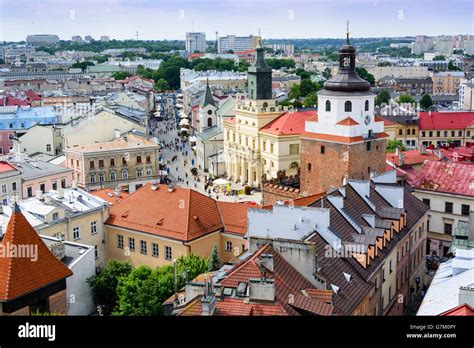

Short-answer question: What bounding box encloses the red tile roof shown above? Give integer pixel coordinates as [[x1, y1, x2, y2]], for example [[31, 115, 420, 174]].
[[440, 145, 474, 162], [260, 110, 316, 136], [410, 161, 474, 196], [91, 188, 130, 206], [217, 201, 254, 236], [302, 131, 389, 143], [223, 117, 236, 124], [0, 205, 72, 301], [439, 303, 474, 316], [418, 111, 474, 130], [386, 149, 440, 166], [336, 117, 359, 126], [107, 184, 224, 241], [179, 297, 287, 316], [0, 161, 18, 174]]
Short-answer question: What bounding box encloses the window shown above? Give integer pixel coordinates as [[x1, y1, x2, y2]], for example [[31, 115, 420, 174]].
[[389, 260, 393, 274], [40, 183, 45, 193], [458, 131, 463, 137], [226, 240, 232, 251], [90, 175, 96, 183], [91, 221, 98, 235], [140, 240, 147, 255], [146, 168, 152, 176], [321, 145, 325, 154], [422, 198, 430, 207], [122, 170, 128, 179], [99, 160, 104, 168], [52, 212, 59, 221], [94, 246, 99, 259], [207, 117, 212, 127], [136, 169, 143, 178], [110, 158, 115, 167], [52, 181, 57, 191], [2, 198, 6, 206], [344, 100, 352, 112], [270, 143, 274, 153], [117, 235, 124, 249], [110, 172, 116, 181], [136, 156, 142, 164], [444, 131, 448, 137], [437, 131, 441, 137], [128, 237, 135, 252], [382, 268, 386, 283], [165, 246, 172, 260], [207, 109, 213, 115], [122, 157, 127, 165], [73, 226, 80, 240], [289, 144, 299, 155], [422, 131, 425, 137], [399, 129, 403, 135], [46, 144, 51, 152], [325, 100, 331, 111], [1, 184, 6, 194], [61, 179, 66, 189], [451, 131, 455, 137], [461, 204, 470, 216], [366, 141, 371, 151], [429, 131, 433, 137], [445, 202, 453, 213], [99, 173, 104, 182], [307, 163, 312, 172], [365, 100, 369, 111], [89, 160, 95, 169], [152, 243, 159, 257], [444, 223, 452, 235], [25, 186, 32, 197], [76, 160, 79, 167], [146, 155, 151, 164]]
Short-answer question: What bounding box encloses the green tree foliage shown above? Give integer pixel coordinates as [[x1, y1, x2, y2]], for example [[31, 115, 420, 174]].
[[375, 89, 391, 106], [93, 55, 109, 63], [112, 71, 133, 80], [321, 67, 332, 79], [294, 68, 311, 80], [71, 61, 94, 71], [0, 58, 5, 64], [264, 58, 296, 69], [207, 245, 221, 271], [398, 94, 416, 104], [377, 61, 392, 67], [420, 94, 434, 110], [355, 67, 375, 86], [386, 139, 407, 153], [432, 55, 446, 61], [288, 83, 301, 100], [448, 60, 462, 71], [303, 92, 317, 108], [87, 260, 133, 316], [155, 78, 170, 91]]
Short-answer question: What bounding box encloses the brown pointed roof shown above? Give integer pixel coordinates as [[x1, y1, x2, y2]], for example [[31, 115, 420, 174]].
[[0, 204, 72, 301]]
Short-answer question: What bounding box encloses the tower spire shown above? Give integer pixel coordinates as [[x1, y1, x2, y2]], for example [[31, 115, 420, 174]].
[[346, 20, 350, 44]]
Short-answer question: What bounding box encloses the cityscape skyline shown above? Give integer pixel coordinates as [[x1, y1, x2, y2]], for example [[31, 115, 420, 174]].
[[0, 0, 472, 42]]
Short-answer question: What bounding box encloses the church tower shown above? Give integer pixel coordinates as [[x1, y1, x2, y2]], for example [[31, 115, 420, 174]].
[[300, 28, 388, 195], [198, 78, 219, 133]]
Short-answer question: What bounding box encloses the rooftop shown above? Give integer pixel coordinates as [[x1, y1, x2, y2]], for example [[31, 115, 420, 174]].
[[418, 111, 474, 130], [67, 133, 158, 154], [260, 110, 316, 136]]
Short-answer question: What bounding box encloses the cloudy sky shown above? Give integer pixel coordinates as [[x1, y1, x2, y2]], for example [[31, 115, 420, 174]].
[[0, 0, 472, 41]]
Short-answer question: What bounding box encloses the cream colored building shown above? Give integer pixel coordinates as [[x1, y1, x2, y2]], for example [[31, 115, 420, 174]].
[[368, 66, 429, 81], [431, 71, 465, 95], [13, 124, 63, 156], [459, 79, 474, 110], [65, 133, 160, 192]]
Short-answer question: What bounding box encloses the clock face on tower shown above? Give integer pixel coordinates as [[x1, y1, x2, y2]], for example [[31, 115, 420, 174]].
[[364, 115, 371, 125]]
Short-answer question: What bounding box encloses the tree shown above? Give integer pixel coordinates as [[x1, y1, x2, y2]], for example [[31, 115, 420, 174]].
[[0, 58, 4, 64], [448, 60, 462, 71], [377, 61, 392, 67], [93, 55, 109, 63], [355, 67, 375, 86], [375, 89, 391, 106], [155, 78, 170, 91], [207, 245, 221, 271], [177, 254, 208, 281], [264, 58, 296, 69], [322, 67, 332, 79], [398, 94, 416, 104], [420, 94, 434, 110], [295, 68, 311, 80], [303, 92, 317, 108], [288, 83, 301, 100], [112, 71, 132, 80], [71, 61, 94, 71], [386, 139, 407, 153], [432, 55, 446, 61], [300, 79, 321, 97], [87, 260, 133, 316]]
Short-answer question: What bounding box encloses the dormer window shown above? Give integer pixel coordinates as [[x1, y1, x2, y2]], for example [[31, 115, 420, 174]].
[[325, 100, 331, 112], [344, 101, 352, 112]]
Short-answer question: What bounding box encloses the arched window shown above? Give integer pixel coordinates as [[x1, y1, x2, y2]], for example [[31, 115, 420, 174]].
[[365, 100, 369, 111], [207, 117, 212, 127], [263, 102, 268, 108], [307, 163, 312, 172], [344, 100, 352, 112], [325, 100, 331, 112]]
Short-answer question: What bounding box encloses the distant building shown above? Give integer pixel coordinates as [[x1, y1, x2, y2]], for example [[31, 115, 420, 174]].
[[100, 35, 110, 42], [266, 43, 294, 55], [0, 161, 21, 205], [368, 66, 429, 81], [84, 35, 94, 43], [377, 76, 433, 95], [431, 71, 465, 95], [217, 35, 259, 54], [459, 79, 474, 110], [72, 35, 83, 42], [185, 32, 206, 54], [26, 34, 60, 47]]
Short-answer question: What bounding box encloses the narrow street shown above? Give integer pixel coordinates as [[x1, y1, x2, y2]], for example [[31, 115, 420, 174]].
[[150, 93, 262, 204]]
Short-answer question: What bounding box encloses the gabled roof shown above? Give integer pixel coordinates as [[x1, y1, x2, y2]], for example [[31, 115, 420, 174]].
[[260, 110, 316, 136], [410, 161, 474, 197], [386, 149, 440, 166], [107, 184, 224, 242], [439, 303, 474, 316], [418, 111, 474, 130], [90, 188, 130, 206], [217, 201, 255, 236], [336, 117, 359, 126], [0, 204, 72, 301]]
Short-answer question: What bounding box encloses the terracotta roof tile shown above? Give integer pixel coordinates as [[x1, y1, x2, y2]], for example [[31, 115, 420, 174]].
[[439, 303, 474, 316], [336, 117, 360, 126], [179, 297, 287, 316], [217, 201, 254, 235], [91, 188, 130, 206], [386, 149, 440, 166], [0, 205, 72, 301], [260, 110, 316, 136], [418, 111, 474, 130], [107, 184, 223, 241]]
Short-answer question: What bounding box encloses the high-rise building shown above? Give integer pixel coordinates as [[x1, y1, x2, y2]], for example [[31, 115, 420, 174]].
[[101, 35, 110, 42], [185, 32, 206, 54], [26, 34, 60, 46], [300, 31, 387, 195], [72, 35, 83, 42], [217, 35, 260, 53]]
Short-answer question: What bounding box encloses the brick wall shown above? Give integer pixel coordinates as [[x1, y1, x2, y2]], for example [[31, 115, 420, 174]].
[[3, 305, 30, 316], [48, 289, 67, 315], [262, 183, 301, 206], [300, 137, 387, 195]]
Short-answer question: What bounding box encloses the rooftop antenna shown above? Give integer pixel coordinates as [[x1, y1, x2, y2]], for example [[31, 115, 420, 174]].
[[346, 20, 350, 44], [135, 31, 139, 41]]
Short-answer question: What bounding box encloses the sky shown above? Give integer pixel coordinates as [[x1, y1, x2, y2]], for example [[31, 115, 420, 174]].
[[0, 0, 472, 42]]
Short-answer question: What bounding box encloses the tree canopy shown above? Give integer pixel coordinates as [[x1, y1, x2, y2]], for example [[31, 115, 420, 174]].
[[264, 58, 296, 69], [355, 67, 375, 86], [420, 94, 434, 110], [375, 89, 391, 106], [387, 139, 407, 153]]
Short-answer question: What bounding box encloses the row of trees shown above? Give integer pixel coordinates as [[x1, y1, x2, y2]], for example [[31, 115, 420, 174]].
[[88, 247, 222, 316], [375, 89, 434, 109]]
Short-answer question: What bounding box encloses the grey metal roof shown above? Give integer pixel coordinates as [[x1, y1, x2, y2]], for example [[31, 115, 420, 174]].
[[197, 126, 222, 141], [11, 159, 72, 180]]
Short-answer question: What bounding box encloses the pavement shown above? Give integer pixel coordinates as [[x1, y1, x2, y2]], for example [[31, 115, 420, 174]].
[[151, 94, 263, 205]]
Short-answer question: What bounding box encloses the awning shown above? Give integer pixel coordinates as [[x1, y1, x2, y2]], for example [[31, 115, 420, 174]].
[[188, 136, 197, 142], [213, 178, 229, 185], [179, 119, 190, 126]]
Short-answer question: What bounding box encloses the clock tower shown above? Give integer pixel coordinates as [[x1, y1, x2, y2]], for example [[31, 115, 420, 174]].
[[300, 28, 388, 195]]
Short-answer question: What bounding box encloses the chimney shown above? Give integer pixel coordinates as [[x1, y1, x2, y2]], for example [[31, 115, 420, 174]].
[[72, 180, 78, 189], [201, 276, 217, 316], [420, 144, 426, 155], [36, 190, 44, 200], [114, 129, 121, 139], [49, 241, 66, 261], [44, 195, 52, 204], [57, 188, 65, 199], [399, 153, 405, 166], [458, 285, 474, 308], [395, 147, 400, 157], [259, 254, 274, 272], [249, 278, 275, 302]]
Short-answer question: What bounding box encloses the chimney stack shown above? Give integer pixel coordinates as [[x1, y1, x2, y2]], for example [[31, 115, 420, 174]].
[[249, 278, 275, 302], [420, 144, 426, 155], [114, 129, 121, 139], [57, 188, 65, 199], [35, 190, 44, 200], [201, 276, 217, 316], [259, 254, 274, 273]]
